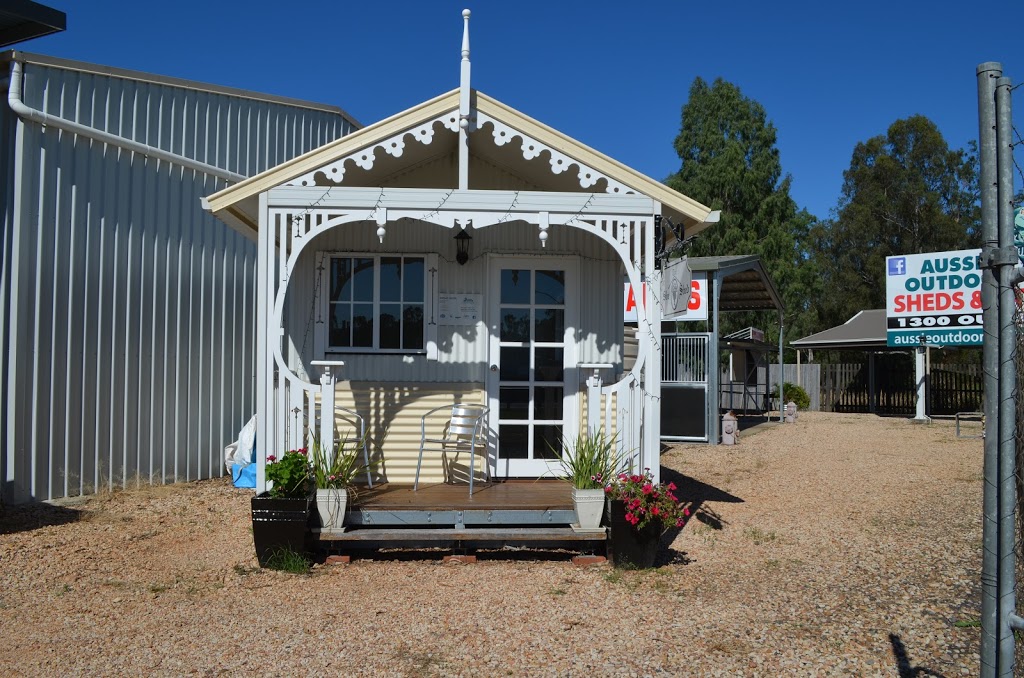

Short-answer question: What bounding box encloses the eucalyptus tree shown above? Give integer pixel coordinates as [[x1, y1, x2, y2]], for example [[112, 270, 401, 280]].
[[666, 76, 820, 345], [809, 115, 980, 331]]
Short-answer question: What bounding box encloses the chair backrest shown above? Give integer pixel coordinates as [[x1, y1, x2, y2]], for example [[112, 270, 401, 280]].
[[447, 404, 487, 443]]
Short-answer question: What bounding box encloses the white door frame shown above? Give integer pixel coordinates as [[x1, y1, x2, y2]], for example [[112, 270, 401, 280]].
[[487, 256, 579, 478]]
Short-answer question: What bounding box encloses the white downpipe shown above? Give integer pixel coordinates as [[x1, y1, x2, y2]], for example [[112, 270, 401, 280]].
[[7, 60, 246, 184]]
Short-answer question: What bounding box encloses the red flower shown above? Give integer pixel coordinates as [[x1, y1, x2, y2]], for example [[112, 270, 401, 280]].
[[642, 483, 653, 495], [266, 455, 277, 463], [667, 482, 677, 491], [652, 506, 660, 516]]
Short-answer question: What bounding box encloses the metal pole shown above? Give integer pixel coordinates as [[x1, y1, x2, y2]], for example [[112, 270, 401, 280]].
[[995, 74, 1018, 674], [778, 312, 784, 422], [709, 274, 721, 444], [978, 60, 1002, 678]]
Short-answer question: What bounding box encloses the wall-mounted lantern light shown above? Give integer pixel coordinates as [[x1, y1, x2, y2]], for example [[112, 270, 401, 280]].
[[454, 228, 472, 265]]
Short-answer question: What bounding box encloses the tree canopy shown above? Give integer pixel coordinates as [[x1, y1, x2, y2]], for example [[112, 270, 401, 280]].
[[666, 77, 821, 343], [808, 115, 980, 331]]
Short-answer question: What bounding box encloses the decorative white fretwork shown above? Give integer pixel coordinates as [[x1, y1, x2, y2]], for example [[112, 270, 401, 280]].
[[475, 112, 634, 195], [285, 113, 461, 187]]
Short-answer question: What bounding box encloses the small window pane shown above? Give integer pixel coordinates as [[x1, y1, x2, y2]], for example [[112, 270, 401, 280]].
[[501, 269, 530, 304], [403, 305, 424, 349], [380, 304, 401, 349], [500, 387, 530, 421], [380, 258, 401, 301], [534, 309, 564, 343], [330, 259, 352, 301], [535, 348, 563, 382], [534, 387, 563, 420], [329, 304, 351, 347], [403, 258, 424, 302], [500, 347, 530, 381], [500, 309, 530, 342], [353, 258, 374, 302], [535, 270, 565, 305], [499, 425, 529, 459], [535, 425, 563, 460], [353, 304, 373, 346]]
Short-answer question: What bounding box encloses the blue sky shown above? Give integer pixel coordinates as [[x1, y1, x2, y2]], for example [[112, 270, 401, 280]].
[[14, 0, 1024, 222]]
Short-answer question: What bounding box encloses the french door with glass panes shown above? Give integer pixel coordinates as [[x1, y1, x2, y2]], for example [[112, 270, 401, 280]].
[[488, 258, 578, 477]]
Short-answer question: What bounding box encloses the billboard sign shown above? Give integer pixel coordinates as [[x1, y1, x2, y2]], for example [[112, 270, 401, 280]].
[[625, 272, 707, 322], [885, 249, 982, 347]]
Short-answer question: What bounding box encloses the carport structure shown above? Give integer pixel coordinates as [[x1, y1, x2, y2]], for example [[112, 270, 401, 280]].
[[661, 255, 784, 443]]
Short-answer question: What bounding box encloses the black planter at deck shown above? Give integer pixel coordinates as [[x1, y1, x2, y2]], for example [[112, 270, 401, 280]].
[[250, 493, 313, 567], [607, 500, 662, 568]]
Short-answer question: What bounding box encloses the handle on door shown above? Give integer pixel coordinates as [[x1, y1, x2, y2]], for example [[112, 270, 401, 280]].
[[490, 364, 498, 372]]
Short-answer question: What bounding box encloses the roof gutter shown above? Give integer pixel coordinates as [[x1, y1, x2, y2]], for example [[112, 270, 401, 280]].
[[7, 59, 247, 185]]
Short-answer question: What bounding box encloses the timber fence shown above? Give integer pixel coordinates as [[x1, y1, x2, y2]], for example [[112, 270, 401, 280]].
[[817, 359, 981, 416]]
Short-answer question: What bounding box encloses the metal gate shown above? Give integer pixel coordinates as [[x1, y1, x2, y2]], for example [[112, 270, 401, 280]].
[[661, 333, 710, 442]]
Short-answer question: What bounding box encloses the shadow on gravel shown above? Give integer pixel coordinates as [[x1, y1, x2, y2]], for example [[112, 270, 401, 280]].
[[660, 466, 743, 532], [0, 501, 83, 535], [890, 633, 947, 677]]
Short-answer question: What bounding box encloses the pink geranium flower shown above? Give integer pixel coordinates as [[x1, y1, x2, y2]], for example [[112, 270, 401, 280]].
[[604, 470, 689, 533]]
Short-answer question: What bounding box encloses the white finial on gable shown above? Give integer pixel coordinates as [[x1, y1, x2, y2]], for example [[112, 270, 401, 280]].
[[458, 9, 472, 189]]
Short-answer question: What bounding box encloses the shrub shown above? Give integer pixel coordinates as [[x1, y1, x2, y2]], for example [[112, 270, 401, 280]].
[[781, 382, 810, 410]]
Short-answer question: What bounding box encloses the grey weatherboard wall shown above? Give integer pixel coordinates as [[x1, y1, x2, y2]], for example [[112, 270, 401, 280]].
[[0, 52, 356, 503]]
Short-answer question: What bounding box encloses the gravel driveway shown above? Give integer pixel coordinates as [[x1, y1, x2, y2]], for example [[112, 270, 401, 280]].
[[0, 411, 983, 675]]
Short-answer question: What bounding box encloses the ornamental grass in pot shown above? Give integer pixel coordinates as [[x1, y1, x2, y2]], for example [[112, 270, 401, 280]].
[[310, 433, 376, 532], [604, 469, 690, 568], [556, 430, 622, 530]]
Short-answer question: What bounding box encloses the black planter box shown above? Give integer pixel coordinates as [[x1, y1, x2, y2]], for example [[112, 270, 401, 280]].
[[251, 493, 313, 567], [607, 500, 662, 568]]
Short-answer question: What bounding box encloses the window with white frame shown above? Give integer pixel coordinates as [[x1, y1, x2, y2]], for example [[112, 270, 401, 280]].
[[322, 254, 434, 353]]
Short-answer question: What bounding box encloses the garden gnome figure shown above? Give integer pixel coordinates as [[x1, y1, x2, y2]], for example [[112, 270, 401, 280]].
[[785, 401, 798, 423], [722, 410, 739, 445]]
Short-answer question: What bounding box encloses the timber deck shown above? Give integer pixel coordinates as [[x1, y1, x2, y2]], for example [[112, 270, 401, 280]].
[[315, 481, 607, 553]]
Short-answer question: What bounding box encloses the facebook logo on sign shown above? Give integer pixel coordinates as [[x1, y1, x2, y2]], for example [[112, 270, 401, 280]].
[[888, 257, 907, 276]]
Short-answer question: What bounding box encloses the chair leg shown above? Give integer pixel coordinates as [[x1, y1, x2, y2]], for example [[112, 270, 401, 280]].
[[468, 447, 474, 496], [363, 441, 373, 488], [414, 441, 425, 491]]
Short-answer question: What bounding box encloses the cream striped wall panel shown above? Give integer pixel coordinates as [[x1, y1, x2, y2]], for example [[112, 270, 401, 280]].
[[331, 383, 486, 485]]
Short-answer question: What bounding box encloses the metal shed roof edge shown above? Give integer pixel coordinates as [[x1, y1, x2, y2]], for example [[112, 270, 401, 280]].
[[2, 50, 362, 127]]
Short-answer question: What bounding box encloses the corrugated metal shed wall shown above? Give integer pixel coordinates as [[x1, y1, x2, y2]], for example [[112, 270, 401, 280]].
[[1, 57, 354, 502]]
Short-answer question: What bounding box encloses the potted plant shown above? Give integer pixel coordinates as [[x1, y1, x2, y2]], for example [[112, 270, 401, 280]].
[[557, 430, 621, 530], [604, 469, 690, 568], [310, 433, 374, 532], [251, 448, 313, 568]]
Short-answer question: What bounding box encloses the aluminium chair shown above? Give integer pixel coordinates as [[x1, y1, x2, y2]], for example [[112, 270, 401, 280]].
[[414, 403, 489, 495], [332, 404, 374, 487]]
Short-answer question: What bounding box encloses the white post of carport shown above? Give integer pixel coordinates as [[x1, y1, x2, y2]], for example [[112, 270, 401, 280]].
[[708, 271, 722, 445]]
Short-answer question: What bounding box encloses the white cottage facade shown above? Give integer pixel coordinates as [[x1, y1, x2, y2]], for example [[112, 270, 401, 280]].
[[205, 15, 715, 495]]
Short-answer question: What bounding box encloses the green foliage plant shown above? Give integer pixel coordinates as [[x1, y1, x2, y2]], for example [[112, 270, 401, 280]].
[[555, 430, 622, 490], [309, 433, 377, 493], [264, 448, 311, 499], [263, 545, 311, 573], [781, 382, 810, 410]]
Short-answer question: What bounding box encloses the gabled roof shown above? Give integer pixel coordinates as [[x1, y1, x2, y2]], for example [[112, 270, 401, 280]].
[[687, 255, 783, 313], [790, 309, 888, 349], [203, 89, 712, 235]]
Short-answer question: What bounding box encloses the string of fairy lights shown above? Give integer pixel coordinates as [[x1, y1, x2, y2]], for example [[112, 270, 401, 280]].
[[283, 186, 667, 407]]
